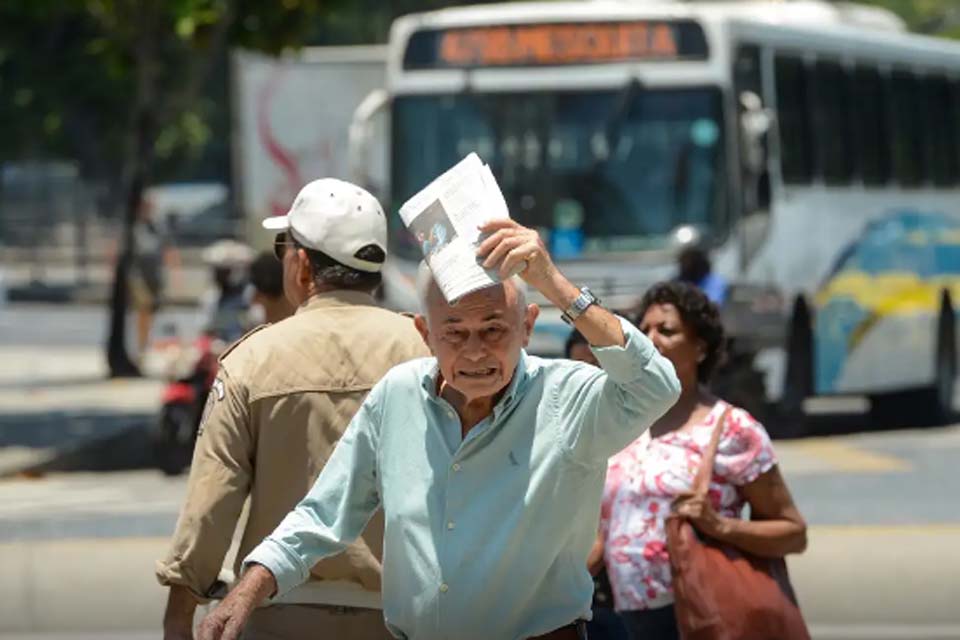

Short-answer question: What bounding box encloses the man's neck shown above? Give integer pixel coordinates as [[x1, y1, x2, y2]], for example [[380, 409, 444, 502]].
[[263, 299, 293, 324], [438, 381, 504, 437]]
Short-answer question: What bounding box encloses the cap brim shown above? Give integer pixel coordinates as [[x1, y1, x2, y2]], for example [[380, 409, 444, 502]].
[[261, 215, 290, 231]]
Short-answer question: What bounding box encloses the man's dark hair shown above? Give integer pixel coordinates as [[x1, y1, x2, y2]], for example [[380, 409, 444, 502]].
[[677, 246, 711, 284], [249, 251, 284, 298], [633, 281, 726, 382], [564, 329, 589, 358], [294, 239, 384, 291]]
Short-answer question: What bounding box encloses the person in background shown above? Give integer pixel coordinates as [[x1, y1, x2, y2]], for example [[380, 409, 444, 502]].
[[675, 245, 727, 306], [589, 281, 806, 640], [247, 250, 294, 325], [156, 178, 429, 640], [199, 239, 254, 343], [564, 327, 599, 368], [130, 197, 181, 357], [564, 329, 629, 640]]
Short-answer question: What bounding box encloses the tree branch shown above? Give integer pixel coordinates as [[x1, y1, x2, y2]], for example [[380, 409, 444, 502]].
[[158, 0, 238, 129]]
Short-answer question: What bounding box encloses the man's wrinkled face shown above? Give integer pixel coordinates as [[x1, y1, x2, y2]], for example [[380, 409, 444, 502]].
[[415, 281, 538, 403]]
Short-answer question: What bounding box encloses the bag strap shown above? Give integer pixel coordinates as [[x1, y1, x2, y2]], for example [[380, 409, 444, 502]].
[[693, 404, 732, 498]]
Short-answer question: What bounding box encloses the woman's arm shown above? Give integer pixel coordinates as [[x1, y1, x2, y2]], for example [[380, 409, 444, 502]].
[[586, 531, 606, 576], [673, 465, 807, 558]]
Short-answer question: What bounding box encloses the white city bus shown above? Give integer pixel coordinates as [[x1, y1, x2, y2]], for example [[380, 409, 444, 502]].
[[350, 0, 960, 431]]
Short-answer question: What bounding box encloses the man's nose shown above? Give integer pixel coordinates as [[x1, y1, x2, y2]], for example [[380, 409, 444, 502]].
[[461, 332, 487, 360]]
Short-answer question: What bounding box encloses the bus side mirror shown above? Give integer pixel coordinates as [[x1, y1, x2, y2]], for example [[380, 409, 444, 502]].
[[348, 88, 391, 193]]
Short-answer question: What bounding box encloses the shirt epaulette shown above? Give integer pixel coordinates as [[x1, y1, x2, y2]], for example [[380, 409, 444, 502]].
[[217, 324, 269, 363]]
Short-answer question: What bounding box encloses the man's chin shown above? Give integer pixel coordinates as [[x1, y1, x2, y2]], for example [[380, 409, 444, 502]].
[[452, 375, 505, 400]]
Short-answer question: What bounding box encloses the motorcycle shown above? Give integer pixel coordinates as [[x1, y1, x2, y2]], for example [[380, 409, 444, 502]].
[[147, 239, 255, 475], [148, 332, 224, 475]]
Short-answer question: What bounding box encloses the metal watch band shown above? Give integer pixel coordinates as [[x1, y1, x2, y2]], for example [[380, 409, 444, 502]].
[[561, 286, 600, 325]]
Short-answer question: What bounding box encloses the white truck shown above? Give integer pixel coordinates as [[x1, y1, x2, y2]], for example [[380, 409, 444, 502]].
[[231, 46, 388, 248]]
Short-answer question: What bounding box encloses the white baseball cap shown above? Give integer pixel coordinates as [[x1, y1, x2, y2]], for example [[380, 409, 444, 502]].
[[262, 178, 387, 273]]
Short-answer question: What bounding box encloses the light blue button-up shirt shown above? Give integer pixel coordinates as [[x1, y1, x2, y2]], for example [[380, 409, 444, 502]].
[[245, 317, 679, 639]]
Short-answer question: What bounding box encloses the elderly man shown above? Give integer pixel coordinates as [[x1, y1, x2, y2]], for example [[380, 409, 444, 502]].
[[157, 178, 429, 639], [198, 219, 680, 640]]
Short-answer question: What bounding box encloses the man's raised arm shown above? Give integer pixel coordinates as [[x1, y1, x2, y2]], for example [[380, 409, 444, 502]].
[[477, 219, 681, 465]]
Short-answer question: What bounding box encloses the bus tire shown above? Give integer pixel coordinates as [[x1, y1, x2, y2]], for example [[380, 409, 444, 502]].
[[779, 295, 813, 431], [870, 292, 956, 427]]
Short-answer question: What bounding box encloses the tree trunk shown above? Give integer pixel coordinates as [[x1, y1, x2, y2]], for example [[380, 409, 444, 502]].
[[106, 4, 159, 378], [105, 112, 154, 378]]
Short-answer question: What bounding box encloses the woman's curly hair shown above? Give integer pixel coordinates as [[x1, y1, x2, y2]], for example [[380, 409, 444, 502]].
[[633, 281, 726, 382]]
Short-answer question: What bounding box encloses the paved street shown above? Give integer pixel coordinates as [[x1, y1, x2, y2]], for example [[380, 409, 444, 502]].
[[0, 425, 957, 639], [0, 303, 958, 639]]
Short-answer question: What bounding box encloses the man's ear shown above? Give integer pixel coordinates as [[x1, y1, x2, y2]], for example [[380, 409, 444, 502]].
[[414, 314, 433, 352], [522, 303, 540, 348], [296, 248, 312, 289]]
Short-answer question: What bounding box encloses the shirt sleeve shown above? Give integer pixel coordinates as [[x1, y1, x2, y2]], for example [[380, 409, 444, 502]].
[[715, 406, 778, 486], [155, 365, 253, 600], [242, 385, 384, 599], [554, 316, 680, 467]]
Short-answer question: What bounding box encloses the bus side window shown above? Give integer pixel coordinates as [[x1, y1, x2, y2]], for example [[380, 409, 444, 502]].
[[926, 75, 958, 187], [774, 54, 813, 184], [812, 59, 854, 185], [852, 65, 889, 186], [733, 45, 770, 213], [889, 69, 926, 187]]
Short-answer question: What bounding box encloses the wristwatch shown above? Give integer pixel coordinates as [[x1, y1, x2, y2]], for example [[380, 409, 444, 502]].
[[561, 287, 601, 325]]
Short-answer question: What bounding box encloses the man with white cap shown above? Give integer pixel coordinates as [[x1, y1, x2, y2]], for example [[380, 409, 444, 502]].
[[157, 179, 430, 639]]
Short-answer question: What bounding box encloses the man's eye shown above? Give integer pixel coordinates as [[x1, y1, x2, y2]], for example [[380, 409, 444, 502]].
[[445, 330, 466, 342], [484, 327, 505, 339]]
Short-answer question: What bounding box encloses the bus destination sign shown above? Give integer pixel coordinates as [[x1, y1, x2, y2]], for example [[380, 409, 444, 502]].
[[403, 21, 708, 69]]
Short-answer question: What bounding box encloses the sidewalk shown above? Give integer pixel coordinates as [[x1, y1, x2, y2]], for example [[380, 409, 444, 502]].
[[0, 344, 162, 476]]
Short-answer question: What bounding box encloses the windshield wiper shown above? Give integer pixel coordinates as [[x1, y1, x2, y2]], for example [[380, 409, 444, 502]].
[[591, 77, 644, 172]]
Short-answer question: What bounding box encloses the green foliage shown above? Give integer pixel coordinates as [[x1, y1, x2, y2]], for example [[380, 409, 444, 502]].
[[853, 0, 960, 38], [0, 0, 330, 183]]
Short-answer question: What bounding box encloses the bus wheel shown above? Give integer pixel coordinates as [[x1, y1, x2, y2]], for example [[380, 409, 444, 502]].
[[779, 295, 812, 434], [871, 292, 956, 427]]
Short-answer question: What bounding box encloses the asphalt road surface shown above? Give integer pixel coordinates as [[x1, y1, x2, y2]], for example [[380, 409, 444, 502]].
[[0, 304, 957, 639], [0, 425, 956, 639]]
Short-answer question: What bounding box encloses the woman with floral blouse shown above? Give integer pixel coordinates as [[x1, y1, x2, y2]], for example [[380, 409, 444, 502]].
[[588, 281, 808, 640]]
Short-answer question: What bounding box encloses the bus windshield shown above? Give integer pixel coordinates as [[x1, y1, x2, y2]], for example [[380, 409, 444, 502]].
[[391, 86, 727, 261]]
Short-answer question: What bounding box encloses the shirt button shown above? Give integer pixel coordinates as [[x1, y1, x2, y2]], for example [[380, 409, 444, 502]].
[[447, 409, 456, 419], [440, 583, 449, 593], [452, 463, 461, 472], [447, 520, 456, 530]]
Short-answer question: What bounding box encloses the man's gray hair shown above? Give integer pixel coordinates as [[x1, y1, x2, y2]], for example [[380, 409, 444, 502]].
[[416, 260, 527, 316]]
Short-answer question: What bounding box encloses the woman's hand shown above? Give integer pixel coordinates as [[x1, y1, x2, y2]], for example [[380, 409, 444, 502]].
[[672, 492, 729, 539]]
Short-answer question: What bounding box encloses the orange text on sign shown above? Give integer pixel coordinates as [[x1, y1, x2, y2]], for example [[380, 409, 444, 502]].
[[439, 23, 680, 67]]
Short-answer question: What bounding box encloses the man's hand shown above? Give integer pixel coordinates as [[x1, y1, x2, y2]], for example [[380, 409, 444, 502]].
[[163, 585, 198, 640], [477, 218, 624, 348], [477, 219, 563, 296], [196, 564, 277, 640]]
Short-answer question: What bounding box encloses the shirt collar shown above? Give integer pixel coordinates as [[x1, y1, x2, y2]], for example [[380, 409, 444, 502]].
[[420, 350, 531, 415], [296, 289, 378, 315]]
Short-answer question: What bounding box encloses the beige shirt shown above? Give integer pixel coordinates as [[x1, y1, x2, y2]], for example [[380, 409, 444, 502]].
[[155, 290, 430, 605]]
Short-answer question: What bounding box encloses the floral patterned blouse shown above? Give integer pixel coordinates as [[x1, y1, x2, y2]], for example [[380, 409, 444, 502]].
[[599, 400, 777, 612]]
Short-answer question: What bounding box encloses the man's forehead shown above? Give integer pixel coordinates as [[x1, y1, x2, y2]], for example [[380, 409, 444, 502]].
[[431, 283, 515, 321]]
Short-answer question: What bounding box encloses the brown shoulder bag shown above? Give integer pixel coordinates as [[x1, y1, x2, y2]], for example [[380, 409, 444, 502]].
[[665, 407, 810, 640]]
